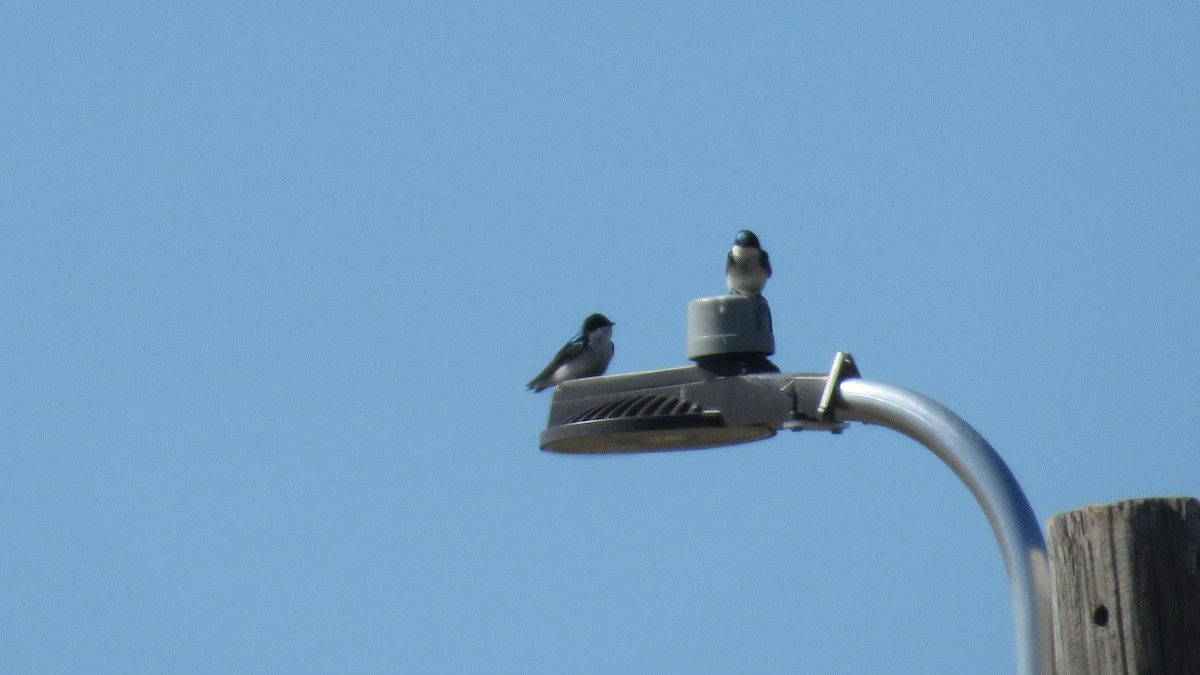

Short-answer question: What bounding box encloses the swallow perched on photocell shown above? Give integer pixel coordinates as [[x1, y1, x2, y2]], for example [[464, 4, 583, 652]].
[[725, 229, 772, 296], [525, 313, 616, 393]]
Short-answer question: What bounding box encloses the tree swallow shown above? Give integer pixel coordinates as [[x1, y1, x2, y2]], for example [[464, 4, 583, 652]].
[[725, 229, 772, 296], [526, 313, 616, 393]]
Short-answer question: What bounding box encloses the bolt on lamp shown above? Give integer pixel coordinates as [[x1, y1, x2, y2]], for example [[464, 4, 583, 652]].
[[538, 293, 1055, 675]]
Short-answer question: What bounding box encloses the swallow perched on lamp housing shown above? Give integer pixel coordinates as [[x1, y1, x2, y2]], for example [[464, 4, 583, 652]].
[[725, 229, 772, 296], [526, 313, 616, 393]]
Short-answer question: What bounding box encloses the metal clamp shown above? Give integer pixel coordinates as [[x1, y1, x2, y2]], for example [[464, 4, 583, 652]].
[[781, 351, 860, 433]]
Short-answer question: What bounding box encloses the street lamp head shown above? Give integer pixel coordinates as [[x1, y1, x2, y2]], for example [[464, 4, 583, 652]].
[[538, 365, 786, 454], [538, 294, 853, 454], [540, 294, 783, 454]]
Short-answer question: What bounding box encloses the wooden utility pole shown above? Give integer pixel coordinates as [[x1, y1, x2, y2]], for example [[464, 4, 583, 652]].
[[1046, 497, 1200, 674]]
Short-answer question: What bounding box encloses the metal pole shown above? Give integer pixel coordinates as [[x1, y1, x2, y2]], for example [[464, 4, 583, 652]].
[[832, 378, 1055, 675]]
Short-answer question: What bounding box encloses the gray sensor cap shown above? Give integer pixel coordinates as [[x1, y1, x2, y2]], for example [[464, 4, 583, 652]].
[[686, 294, 774, 361]]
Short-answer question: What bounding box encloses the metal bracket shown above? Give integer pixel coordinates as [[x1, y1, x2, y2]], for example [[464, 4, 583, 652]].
[[781, 351, 861, 433]]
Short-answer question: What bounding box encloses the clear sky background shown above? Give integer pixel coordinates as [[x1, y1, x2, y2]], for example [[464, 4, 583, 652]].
[[3, 2, 1198, 673]]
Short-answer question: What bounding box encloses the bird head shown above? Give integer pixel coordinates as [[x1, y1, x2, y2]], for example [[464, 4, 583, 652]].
[[734, 230, 761, 248], [582, 313, 615, 334]]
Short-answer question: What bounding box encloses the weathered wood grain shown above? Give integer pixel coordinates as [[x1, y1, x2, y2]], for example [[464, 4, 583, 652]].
[[1047, 497, 1200, 674]]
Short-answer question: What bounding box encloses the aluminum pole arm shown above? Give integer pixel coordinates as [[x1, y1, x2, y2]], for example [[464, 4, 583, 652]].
[[832, 378, 1055, 675]]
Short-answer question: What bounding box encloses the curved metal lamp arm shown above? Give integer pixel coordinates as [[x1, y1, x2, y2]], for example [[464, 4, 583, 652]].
[[832, 378, 1055, 675]]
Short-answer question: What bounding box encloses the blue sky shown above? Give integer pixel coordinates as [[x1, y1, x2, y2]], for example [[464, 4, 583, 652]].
[[3, 2, 1198, 673]]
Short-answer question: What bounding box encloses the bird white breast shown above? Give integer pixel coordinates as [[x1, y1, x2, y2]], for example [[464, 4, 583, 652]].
[[727, 245, 768, 294], [550, 330, 613, 385]]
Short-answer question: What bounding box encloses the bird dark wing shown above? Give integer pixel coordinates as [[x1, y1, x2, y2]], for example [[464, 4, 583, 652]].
[[526, 334, 586, 390], [761, 249, 772, 277]]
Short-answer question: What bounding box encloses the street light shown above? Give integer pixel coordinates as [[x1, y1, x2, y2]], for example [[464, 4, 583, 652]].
[[538, 294, 1055, 675]]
